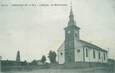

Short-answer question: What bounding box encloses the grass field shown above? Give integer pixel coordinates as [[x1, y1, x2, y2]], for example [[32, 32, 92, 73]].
[[2, 67, 115, 73]]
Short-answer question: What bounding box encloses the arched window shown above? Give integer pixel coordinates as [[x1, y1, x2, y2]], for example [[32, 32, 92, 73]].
[[77, 49, 80, 53], [98, 51, 100, 59], [60, 52, 63, 56], [93, 49, 95, 58], [104, 53, 106, 60], [86, 48, 88, 57]]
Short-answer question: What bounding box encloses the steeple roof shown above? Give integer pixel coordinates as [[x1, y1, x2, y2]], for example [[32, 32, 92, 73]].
[[70, 5, 74, 18], [68, 4, 76, 26]]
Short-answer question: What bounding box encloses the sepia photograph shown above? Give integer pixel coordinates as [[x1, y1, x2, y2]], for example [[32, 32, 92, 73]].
[[0, 0, 115, 73]]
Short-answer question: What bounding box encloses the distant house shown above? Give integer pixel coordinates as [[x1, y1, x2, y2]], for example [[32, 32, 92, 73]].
[[36, 60, 44, 65], [57, 6, 108, 64], [31, 60, 46, 65]]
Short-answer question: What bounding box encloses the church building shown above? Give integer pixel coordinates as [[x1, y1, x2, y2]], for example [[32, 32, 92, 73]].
[[57, 6, 108, 64]]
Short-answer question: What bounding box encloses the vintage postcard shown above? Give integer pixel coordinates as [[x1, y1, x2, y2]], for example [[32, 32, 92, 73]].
[[0, 0, 115, 73]]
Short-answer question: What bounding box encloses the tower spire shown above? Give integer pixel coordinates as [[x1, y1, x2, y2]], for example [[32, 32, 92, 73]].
[[68, 2, 75, 26], [70, 2, 73, 16], [16, 50, 20, 62]]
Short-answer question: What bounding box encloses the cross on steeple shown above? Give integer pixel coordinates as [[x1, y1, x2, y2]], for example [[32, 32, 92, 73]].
[[68, 2, 76, 26], [70, 2, 73, 15]]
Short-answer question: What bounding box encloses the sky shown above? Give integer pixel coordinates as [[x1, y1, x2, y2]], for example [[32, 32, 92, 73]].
[[0, 0, 115, 62]]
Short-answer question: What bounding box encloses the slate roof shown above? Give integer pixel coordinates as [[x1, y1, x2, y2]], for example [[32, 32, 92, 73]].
[[58, 40, 107, 52], [79, 40, 107, 52]]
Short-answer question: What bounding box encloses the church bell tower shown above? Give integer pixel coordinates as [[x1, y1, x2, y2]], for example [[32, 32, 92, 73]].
[[64, 5, 80, 64]]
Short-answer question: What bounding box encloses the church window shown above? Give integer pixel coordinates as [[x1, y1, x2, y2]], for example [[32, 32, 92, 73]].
[[60, 52, 63, 55], [69, 41, 72, 47], [93, 50, 95, 58], [86, 48, 88, 57], [75, 34, 77, 37], [77, 49, 80, 53], [75, 31, 78, 34], [67, 31, 71, 34], [104, 54, 105, 60], [98, 51, 100, 59]]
